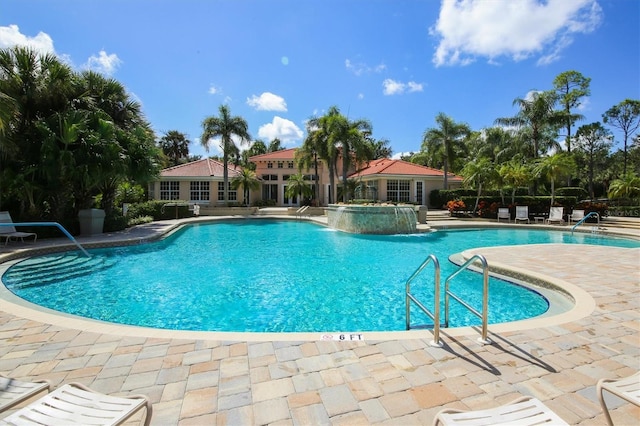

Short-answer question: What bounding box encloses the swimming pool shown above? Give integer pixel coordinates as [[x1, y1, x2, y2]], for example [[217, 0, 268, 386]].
[[2, 220, 639, 333]]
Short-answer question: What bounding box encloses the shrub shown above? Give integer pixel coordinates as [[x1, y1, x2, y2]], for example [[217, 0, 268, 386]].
[[127, 215, 154, 226], [126, 200, 191, 220], [253, 199, 277, 207], [104, 212, 128, 232]]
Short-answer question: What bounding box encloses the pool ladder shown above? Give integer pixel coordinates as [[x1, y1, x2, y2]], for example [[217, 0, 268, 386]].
[[571, 212, 600, 235], [405, 254, 491, 346]]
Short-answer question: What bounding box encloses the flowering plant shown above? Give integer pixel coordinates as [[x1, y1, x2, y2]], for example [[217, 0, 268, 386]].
[[446, 199, 466, 213]]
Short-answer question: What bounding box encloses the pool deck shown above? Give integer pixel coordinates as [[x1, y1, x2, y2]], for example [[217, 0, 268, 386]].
[[1, 213, 639, 425]]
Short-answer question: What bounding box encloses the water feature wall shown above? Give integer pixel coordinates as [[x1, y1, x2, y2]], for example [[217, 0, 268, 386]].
[[327, 204, 417, 234]]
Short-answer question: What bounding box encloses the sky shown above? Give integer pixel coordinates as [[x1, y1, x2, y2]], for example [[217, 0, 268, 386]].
[[1, 0, 638, 160]]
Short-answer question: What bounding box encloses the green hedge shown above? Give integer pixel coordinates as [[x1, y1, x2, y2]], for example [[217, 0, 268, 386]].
[[125, 200, 192, 221]]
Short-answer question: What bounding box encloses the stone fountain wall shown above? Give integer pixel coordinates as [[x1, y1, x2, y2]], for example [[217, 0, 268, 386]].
[[326, 204, 417, 234]]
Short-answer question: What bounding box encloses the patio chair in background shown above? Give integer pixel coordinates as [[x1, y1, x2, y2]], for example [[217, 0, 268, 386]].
[[597, 371, 640, 426], [497, 207, 510, 222], [433, 395, 568, 425], [0, 211, 38, 246], [0, 375, 50, 413], [546, 206, 565, 225], [1, 382, 152, 426], [568, 209, 585, 225], [514, 205, 529, 224]]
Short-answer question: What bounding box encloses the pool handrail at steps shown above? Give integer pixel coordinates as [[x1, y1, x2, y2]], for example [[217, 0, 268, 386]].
[[445, 254, 491, 345], [0, 222, 89, 257], [571, 211, 600, 235], [405, 254, 442, 347]]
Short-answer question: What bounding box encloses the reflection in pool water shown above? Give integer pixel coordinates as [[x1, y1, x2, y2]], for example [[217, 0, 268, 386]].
[[3, 220, 638, 332]]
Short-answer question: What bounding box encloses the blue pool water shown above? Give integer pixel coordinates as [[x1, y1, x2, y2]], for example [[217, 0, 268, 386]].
[[3, 220, 639, 332]]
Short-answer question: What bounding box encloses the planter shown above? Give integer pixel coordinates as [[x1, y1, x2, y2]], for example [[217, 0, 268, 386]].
[[78, 208, 105, 236]]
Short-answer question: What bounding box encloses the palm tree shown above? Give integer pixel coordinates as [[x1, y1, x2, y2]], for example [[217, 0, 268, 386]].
[[499, 161, 532, 204], [330, 113, 372, 202], [231, 168, 260, 206], [307, 107, 340, 203], [201, 105, 251, 205], [608, 173, 640, 200], [268, 138, 283, 152], [422, 112, 471, 189], [159, 130, 190, 166], [367, 137, 393, 159], [533, 153, 576, 206], [495, 91, 562, 160], [296, 128, 324, 203], [461, 157, 497, 212], [284, 173, 313, 204]]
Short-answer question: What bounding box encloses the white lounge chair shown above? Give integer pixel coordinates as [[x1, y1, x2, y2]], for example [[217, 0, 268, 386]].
[[568, 209, 585, 225], [514, 206, 529, 224], [433, 395, 568, 425], [0, 382, 152, 426], [546, 206, 564, 225], [497, 208, 510, 223], [0, 211, 37, 246], [597, 372, 640, 426], [0, 375, 50, 413]]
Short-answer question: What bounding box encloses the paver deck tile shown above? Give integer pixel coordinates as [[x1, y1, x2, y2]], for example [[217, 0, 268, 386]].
[[319, 384, 359, 416], [286, 390, 322, 409], [290, 402, 331, 425], [1, 217, 639, 424], [358, 398, 390, 423], [292, 371, 324, 392], [378, 390, 420, 417]]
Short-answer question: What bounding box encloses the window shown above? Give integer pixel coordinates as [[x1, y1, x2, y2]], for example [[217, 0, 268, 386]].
[[287, 161, 294, 169], [267, 162, 273, 169], [160, 181, 180, 200], [263, 184, 278, 202], [416, 181, 423, 205], [218, 181, 237, 201], [282, 175, 290, 181], [387, 179, 410, 202], [190, 181, 210, 202], [277, 161, 284, 169], [261, 175, 278, 181]]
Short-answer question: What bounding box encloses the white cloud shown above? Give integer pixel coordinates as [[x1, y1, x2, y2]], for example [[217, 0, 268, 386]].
[[85, 50, 122, 75], [208, 85, 221, 95], [247, 92, 287, 111], [0, 24, 55, 54], [382, 79, 424, 95], [201, 134, 249, 157], [258, 116, 303, 144], [430, 0, 602, 67], [345, 58, 387, 76]]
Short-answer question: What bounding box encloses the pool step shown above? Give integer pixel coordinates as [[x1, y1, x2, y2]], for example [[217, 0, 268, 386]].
[[601, 217, 640, 230], [4, 255, 116, 290]]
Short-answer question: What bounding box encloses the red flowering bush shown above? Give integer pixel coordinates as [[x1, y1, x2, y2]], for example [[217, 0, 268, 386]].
[[446, 199, 466, 213]]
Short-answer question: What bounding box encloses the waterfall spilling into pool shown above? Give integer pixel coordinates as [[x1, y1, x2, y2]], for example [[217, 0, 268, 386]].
[[326, 204, 418, 234]]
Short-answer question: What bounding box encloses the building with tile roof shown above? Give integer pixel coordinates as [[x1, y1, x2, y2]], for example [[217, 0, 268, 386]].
[[149, 150, 462, 208], [149, 158, 244, 205]]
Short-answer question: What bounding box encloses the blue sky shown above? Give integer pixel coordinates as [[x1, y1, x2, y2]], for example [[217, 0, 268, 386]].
[[1, 0, 638, 160]]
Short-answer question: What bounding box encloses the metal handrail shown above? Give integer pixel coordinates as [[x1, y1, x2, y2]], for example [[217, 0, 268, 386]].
[[0, 222, 90, 257], [405, 254, 442, 347], [445, 254, 491, 345], [571, 211, 600, 235]]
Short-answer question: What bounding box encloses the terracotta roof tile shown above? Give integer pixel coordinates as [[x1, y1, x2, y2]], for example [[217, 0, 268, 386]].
[[349, 158, 462, 180], [249, 148, 297, 161], [160, 158, 241, 178]]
